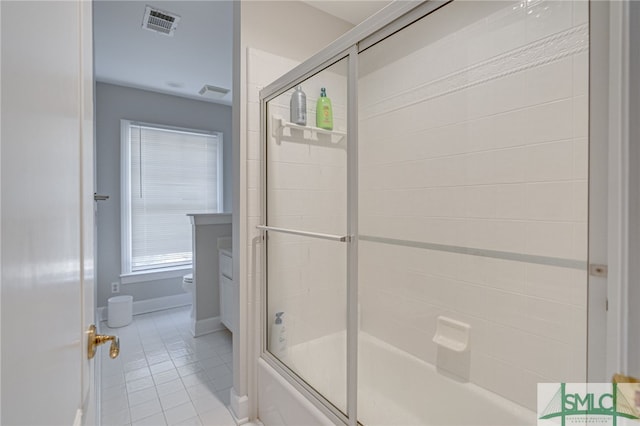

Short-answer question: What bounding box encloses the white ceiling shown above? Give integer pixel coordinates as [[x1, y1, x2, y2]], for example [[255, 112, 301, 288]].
[[302, 1, 392, 26], [93, 1, 389, 104], [93, 1, 233, 104]]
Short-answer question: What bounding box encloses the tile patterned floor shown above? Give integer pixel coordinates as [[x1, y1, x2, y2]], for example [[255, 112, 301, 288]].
[[100, 306, 236, 426]]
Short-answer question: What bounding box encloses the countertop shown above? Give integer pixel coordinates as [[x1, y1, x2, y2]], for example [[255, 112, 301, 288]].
[[187, 212, 232, 226]]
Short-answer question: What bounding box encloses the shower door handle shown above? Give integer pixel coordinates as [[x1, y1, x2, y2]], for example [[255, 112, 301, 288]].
[[94, 193, 110, 201]]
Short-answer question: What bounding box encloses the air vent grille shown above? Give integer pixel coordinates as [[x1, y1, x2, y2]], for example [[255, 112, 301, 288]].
[[142, 6, 180, 36], [199, 85, 230, 99]]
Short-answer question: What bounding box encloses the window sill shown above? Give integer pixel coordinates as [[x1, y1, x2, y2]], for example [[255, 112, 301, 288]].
[[120, 265, 192, 285]]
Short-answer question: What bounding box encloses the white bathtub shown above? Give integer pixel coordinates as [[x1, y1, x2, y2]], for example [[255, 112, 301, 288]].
[[270, 331, 536, 426], [357, 333, 536, 425]]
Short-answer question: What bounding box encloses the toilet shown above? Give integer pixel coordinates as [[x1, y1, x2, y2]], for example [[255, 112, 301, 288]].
[[182, 273, 195, 318]]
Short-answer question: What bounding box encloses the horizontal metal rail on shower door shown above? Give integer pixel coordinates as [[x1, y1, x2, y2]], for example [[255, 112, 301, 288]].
[[256, 225, 350, 243]]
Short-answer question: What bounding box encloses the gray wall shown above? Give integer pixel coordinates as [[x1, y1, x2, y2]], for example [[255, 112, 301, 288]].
[[96, 82, 232, 308]]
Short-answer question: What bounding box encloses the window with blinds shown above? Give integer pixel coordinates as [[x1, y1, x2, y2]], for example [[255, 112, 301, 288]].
[[121, 121, 223, 273]]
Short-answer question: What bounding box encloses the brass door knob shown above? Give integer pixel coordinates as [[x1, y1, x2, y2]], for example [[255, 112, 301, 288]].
[[87, 324, 120, 359]]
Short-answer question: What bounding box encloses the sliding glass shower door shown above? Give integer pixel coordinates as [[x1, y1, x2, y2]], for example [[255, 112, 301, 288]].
[[357, 1, 589, 424], [263, 58, 350, 415], [261, 1, 593, 425]]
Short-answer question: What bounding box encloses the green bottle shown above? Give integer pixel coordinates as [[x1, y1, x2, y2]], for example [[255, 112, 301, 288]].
[[316, 87, 333, 130]]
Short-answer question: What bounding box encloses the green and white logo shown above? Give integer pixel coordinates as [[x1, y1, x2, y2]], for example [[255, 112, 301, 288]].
[[538, 383, 640, 425]]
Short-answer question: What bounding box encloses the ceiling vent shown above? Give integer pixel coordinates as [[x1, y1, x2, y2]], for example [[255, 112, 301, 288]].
[[199, 85, 230, 100], [142, 5, 180, 36]]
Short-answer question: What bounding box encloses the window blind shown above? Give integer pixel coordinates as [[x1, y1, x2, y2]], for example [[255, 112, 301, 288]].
[[127, 123, 221, 272]]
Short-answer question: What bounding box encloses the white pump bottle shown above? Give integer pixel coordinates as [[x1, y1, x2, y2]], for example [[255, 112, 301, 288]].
[[269, 312, 287, 357]]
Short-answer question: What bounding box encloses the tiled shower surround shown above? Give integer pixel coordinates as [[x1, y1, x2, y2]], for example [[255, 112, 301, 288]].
[[247, 0, 590, 417], [265, 60, 349, 348], [358, 0, 588, 410], [248, 52, 351, 410]]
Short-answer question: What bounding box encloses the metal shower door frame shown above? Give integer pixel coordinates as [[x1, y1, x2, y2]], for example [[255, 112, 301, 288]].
[[257, 0, 606, 424], [257, 2, 450, 424]]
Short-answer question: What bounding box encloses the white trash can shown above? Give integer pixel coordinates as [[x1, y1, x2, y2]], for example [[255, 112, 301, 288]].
[[108, 295, 133, 328]]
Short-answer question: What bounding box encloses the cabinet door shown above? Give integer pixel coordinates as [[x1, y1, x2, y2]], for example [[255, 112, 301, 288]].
[[220, 275, 233, 331], [220, 253, 233, 279]]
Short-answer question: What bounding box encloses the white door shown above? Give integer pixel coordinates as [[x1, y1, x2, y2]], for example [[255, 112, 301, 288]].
[[1, 1, 101, 424], [80, 1, 98, 424]]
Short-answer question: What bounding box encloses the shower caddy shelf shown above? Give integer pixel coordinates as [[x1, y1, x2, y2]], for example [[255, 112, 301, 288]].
[[272, 115, 346, 144]]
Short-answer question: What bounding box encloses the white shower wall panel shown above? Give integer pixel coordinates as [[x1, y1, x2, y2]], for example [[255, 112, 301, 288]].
[[265, 61, 349, 349], [358, 0, 588, 410], [246, 48, 301, 362]]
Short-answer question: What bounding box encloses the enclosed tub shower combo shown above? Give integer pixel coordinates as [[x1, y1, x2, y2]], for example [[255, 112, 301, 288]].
[[258, 1, 592, 424]]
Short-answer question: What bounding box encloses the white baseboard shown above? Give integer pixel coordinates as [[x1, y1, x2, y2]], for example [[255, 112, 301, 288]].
[[229, 388, 250, 425], [132, 293, 191, 315], [192, 315, 226, 337], [98, 293, 191, 322]]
